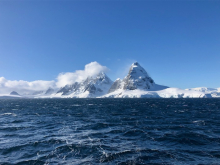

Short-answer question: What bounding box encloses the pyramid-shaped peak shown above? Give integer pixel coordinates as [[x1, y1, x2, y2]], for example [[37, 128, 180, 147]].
[[121, 62, 155, 90], [130, 62, 142, 69], [132, 62, 140, 66], [130, 62, 145, 69], [10, 91, 20, 95], [128, 62, 150, 78], [95, 71, 113, 84]]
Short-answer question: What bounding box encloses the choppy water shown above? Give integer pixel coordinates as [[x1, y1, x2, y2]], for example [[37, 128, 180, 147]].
[[0, 98, 220, 165]]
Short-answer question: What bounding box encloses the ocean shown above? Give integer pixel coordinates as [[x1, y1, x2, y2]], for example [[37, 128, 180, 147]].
[[0, 98, 220, 165]]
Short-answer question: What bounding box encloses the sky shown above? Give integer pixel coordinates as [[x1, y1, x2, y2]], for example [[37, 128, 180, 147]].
[[0, 0, 220, 90]]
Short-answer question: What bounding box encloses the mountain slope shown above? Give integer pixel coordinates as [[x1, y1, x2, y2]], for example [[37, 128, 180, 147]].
[[53, 72, 113, 98], [123, 62, 155, 90], [108, 62, 168, 94]]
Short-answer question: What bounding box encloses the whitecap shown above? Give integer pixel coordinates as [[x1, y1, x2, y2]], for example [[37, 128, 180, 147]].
[[71, 104, 81, 106], [193, 120, 204, 123], [0, 113, 17, 116]]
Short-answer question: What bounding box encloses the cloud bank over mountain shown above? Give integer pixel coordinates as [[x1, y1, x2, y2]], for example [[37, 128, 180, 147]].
[[56, 61, 108, 88], [0, 61, 108, 94]]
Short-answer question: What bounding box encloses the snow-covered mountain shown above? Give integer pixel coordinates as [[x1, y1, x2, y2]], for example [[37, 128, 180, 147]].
[[0, 62, 218, 98], [51, 72, 113, 98], [102, 62, 212, 98], [108, 62, 168, 93]]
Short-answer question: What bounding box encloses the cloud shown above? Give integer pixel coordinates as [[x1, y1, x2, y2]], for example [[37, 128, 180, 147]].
[[0, 77, 56, 95], [56, 61, 108, 87], [0, 61, 109, 94]]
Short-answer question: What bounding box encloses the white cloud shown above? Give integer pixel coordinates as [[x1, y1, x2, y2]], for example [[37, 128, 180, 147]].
[[56, 61, 108, 87], [0, 61, 109, 95], [0, 77, 56, 95]]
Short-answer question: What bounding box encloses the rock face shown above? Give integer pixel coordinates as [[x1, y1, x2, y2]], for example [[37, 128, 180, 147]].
[[10, 91, 20, 95], [108, 62, 167, 93], [56, 72, 113, 97], [108, 78, 123, 93], [123, 62, 155, 90]]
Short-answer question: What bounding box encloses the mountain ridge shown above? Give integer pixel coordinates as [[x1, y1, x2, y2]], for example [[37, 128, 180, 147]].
[[1, 62, 219, 98], [53, 72, 113, 98]]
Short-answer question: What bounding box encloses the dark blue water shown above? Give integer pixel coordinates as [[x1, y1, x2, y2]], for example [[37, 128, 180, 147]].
[[0, 99, 220, 165]]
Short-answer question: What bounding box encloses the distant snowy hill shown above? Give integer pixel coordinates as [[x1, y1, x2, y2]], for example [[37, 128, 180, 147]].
[[186, 87, 220, 97], [0, 93, 21, 98], [10, 91, 20, 96]]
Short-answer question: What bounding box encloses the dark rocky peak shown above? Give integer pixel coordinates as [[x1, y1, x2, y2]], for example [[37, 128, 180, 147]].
[[10, 91, 20, 95]]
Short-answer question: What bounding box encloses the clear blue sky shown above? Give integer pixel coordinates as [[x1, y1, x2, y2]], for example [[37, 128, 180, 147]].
[[0, 0, 220, 89]]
